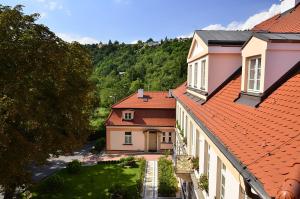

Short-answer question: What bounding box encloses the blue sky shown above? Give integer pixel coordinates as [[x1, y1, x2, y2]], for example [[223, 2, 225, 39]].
[[2, 0, 280, 44]]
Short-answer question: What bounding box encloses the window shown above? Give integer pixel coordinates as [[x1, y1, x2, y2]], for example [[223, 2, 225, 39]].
[[124, 132, 132, 144], [207, 145, 210, 178], [185, 115, 188, 137], [123, 112, 133, 120], [168, 132, 172, 143], [247, 57, 261, 93], [162, 132, 166, 142], [188, 65, 193, 86], [194, 62, 198, 88], [200, 60, 206, 90], [220, 163, 226, 199]]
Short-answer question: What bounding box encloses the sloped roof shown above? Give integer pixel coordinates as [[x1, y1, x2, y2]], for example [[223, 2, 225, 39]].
[[106, 109, 176, 127], [112, 91, 176, 109], [254, 32, 300, 42], [252, 3, 300, 33], [195, 30, 252, 45], [173, 67, 300, 198]]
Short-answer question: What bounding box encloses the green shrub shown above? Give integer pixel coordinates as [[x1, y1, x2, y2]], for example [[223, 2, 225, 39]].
[[192, 157, 199, 170], [94, 137, 106, 152], [119, 156, 137, 168], [136, 158, 146, 196], [158, 157, 178, 197], [66, 160, 82, 174], [198, 174, 209, 193], [42, 175, 65, 192], [108, 183, 128, 199]]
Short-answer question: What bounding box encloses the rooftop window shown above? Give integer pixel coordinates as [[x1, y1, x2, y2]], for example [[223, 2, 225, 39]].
[[247, 57, 261, 93]]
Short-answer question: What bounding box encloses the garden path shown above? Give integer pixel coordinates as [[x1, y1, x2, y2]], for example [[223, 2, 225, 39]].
[[143, 160, 158, 199]]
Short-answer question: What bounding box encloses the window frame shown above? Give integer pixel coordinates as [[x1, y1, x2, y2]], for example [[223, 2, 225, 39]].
[[168, 132, 172, 143], [247, 56, 261, 93], [188, 65, 193, 87], [162, 132, 166, 143], [220, 163, 226, 199], [124, 132, 132, 144], [194, 62, 198, 88], [200, 59, 206, 90]]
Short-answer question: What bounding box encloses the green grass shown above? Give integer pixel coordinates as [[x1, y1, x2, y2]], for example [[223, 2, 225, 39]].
[[32, 163, 141, 199]]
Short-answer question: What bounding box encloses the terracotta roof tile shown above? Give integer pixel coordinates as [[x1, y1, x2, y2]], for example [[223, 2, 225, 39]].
[[173, 69, 300, 197], [112, 91, 175, 109], [253, 4, 300, 33], [106, 109, 175, 127]]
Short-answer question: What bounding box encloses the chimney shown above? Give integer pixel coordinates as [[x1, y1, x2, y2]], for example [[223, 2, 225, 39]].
[[168, 89, 173, 98], [280, 0, 300, 13], [137, 89, 144, 98]]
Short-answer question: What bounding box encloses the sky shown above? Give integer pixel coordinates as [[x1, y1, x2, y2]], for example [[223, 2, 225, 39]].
[[1, 0, 280, 44]]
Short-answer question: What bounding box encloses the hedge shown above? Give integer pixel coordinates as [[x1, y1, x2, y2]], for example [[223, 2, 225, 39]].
[[158, 156, 178, 197]]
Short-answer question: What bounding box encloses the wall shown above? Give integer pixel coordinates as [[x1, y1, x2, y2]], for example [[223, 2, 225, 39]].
[[106, 126, 175, 151], [208, 53, 242, 94], [176, 101, 244, 199], [264, 42, 300, 91]]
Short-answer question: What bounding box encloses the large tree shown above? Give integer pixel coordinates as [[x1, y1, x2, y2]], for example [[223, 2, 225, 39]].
[[0, 5, 94, 198]]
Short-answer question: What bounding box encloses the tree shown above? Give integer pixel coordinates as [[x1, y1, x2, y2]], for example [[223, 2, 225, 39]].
[[0, 5, 94, 198]]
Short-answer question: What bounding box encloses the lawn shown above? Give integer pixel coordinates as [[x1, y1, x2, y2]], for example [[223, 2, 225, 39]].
[[32, 163, 142, 199]]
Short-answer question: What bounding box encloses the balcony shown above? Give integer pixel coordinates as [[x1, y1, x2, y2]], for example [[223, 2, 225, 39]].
[[175, 155, 193, 181]]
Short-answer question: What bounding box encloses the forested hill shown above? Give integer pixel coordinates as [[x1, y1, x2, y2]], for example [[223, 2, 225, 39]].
[[85, 38, 192, 109]]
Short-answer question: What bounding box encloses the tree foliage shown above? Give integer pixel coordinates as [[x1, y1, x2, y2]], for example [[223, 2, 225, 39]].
[[86, 37, 191, 108], [0, 5, 94, 198]]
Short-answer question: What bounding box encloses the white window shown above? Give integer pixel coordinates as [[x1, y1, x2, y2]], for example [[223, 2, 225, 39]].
[[200, 60, 206, 90], [207, 145, 210, 178], [162, 132, 166, 142], [168, 132, 172, 143], [185, 115, 188, 137], [247, 57, 261, 93], [125, 132, 132, 144], [220, 163, 226, 199], [194, 62, 198, 88], [188, 65, 192, 86], [124, 112, 133, 120]]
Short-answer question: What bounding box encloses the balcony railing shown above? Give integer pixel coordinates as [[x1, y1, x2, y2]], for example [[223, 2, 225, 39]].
[[174, 127, 187, 155]]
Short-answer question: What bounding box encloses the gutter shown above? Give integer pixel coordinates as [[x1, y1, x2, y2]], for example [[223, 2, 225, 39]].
[[173, 96, 272, 199]]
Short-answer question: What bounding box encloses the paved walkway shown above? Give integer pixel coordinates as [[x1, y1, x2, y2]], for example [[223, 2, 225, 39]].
[[143, 161, 158, 199]]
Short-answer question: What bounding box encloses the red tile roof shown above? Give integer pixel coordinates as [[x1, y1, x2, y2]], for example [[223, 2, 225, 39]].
[[253, 4, 300, 33], [106, 109, 176, 127], [112, 91, 176, 109], [107, 91, 176, 127], [173, 69, 300, 197]]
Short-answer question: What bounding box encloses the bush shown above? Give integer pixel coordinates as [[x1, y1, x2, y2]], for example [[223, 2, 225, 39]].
[[66, 160, 82, 174], [192, 157, 199, 170], [158, 157, 178, 197], [119, 156, 137, 168], [108, 183, 128, 199], [136, 158, 146, 196], [198, 174, 209, 193], [94, 137, 106, 152], [42, 175, 65, 192]]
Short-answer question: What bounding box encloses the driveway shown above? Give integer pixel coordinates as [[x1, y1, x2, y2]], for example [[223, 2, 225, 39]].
[[31, 142, 95, 182]]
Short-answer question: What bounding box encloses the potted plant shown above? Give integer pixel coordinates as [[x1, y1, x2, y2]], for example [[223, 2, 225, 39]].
[[198, 174, 209, 193]]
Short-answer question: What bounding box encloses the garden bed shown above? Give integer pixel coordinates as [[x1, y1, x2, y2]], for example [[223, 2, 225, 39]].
[[31, 158, 146, 199], [158, 156, 178, 197]]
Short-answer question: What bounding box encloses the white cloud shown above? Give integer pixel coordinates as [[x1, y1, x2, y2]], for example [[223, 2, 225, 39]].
[[35, 0, 64, 11], [177, 32, 193, 39], [130, 40, 139, 44], [203, 4, 281, 30], [57, 33, 99, 44]]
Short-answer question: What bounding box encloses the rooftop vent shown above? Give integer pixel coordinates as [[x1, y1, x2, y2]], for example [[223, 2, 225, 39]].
[[280, 0, 300, 13], [137, 89, 144, 98]]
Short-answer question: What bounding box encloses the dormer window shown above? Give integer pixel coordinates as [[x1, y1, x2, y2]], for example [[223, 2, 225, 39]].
[[123, 110, 134, 120], [188, 65, 192, 87], [194, 62, 198, 87], [200, 59, 206, 90], [247, 57, 261, 93]]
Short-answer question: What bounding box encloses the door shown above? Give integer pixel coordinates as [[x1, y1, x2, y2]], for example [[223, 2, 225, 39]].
[[148, 132, 157, 152]]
